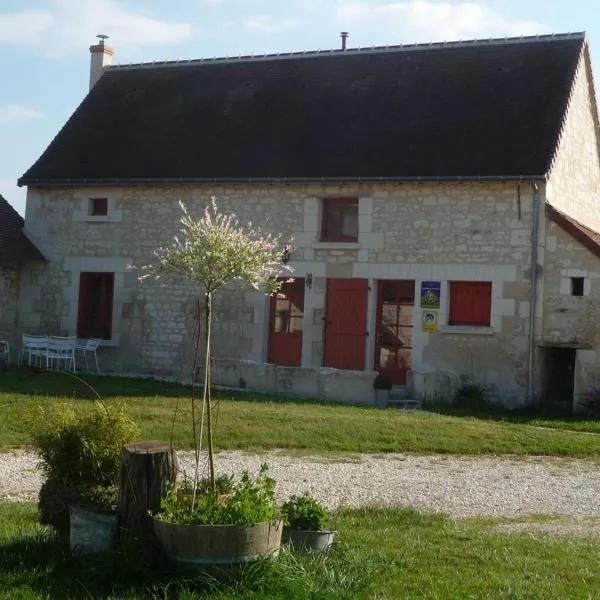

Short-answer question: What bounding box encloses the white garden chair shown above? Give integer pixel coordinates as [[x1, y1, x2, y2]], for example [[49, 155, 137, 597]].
[[46, 336, 76, 372], [75, 338, 102, 373], [19, 334, 49, 367]]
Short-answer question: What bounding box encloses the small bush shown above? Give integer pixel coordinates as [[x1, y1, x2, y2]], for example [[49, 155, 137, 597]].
[[33, 401, 140, 486], [157, 463, 278, 525], [583, 386, 600, 419], [453, 383, 489, 410], [33, 401, 139, 532], [282, 492, 330, 531]]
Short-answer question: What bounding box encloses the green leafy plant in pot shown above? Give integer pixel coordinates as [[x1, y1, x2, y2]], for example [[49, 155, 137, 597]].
[[140, 198, 292, 566], [281, 491, 336, 553], [33, 401, 139, 553], [373, 373, 393, 408]]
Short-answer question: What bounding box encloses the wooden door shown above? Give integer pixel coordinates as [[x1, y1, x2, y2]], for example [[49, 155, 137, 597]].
[[375, 280, 414, 385], [323, 279, 368, 370], [267, 278, 304, 367]]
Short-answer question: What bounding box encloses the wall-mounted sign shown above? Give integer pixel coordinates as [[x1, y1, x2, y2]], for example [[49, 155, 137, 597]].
[[421, 310, 439, 333], [420, 281, 441, 309]]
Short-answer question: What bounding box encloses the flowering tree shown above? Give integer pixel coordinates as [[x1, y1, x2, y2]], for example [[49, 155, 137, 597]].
[[141, 197, 292, 494]]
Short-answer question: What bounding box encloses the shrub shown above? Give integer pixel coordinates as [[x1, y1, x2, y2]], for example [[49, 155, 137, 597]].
[[157, 463, 278, 526], [453, 382, 489, 410], [33, 401, 140, 486], [583, 386, 600, 418], [282, 492, 330, 531], [33, 402, 139, 533]]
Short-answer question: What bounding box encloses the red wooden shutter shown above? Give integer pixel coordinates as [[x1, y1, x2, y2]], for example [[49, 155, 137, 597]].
[[323, 279, 368, 369], [449, 282, 491, 326]]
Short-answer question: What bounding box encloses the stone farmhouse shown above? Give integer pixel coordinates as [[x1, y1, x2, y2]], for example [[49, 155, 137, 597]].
[[7, 32, 600, 409]]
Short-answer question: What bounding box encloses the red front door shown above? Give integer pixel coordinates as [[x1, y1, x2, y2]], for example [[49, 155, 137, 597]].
[[375, 280, 414, 385], [267, 278, 304, 367], [323, 279, 368, 370]]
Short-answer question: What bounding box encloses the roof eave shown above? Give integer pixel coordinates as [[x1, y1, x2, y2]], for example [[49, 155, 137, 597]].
[[17, 174, 548, 187]]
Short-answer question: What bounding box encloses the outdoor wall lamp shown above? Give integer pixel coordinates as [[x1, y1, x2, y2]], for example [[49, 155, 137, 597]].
[[305, 273, 313, 290], [281, 245, 292, 265]]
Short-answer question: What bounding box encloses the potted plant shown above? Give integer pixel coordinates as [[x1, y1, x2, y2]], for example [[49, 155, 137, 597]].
[[33, 401, 139, 554], [373, 373, 393, 408], [153, 464, 282, 567], [140, 198, 291, 565], [281, 491, 335, 553]]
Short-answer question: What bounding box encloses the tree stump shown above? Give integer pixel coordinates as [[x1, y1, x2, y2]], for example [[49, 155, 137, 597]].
[[118, 441, 179, 540]]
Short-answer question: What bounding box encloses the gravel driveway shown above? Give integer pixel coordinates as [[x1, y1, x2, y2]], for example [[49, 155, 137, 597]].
[[2, 450, 600, 519]]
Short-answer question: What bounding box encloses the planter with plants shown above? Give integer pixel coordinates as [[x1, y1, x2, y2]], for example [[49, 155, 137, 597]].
[[281, 491, 335, 553], [373, 373, 393, 408], [33, 400, 139, 554], [140, 198, 291, 566], [153, 465, 282, 567]]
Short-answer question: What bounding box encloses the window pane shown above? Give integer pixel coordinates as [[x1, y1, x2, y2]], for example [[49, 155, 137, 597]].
[[341, 206, 358, 237]]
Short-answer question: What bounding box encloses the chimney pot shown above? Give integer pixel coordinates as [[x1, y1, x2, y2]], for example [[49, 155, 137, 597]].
[[340, 31, 349, 50]]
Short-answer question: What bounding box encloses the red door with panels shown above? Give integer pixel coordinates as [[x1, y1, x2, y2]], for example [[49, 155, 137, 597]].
[[267, 278, 305, 367], [323, 278, 368, 370], [375, 280, 415, 385]]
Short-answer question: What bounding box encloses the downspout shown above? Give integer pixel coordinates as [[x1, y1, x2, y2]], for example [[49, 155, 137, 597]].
[[527, 181, 541, 403]]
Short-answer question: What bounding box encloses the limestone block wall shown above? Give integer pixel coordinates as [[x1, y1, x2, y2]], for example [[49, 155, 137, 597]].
[[542, 216, 600, 403], [20, 181, 540, 402], [547, 47, 600, 231], [0, 262, 20, 360]]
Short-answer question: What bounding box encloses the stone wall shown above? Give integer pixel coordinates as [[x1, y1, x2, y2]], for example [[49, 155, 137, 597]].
[[17, 181, 545, 404], [542, 215, 600, 406], [0, 262, 20, 361], [547, 47, 600, 231]]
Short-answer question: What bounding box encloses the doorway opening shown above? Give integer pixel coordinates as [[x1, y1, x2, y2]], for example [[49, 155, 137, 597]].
[[539, 346, 575, 414]]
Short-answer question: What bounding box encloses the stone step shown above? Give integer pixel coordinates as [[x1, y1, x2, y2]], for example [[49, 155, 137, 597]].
[[388, 398, 421, 411]]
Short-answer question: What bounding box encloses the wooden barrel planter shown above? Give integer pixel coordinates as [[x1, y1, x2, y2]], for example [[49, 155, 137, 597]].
[[153, 518, 283, 567], [282, 527, 336, 553]]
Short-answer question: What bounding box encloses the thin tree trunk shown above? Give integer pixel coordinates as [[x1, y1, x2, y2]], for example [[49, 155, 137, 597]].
[[204, 291, 216, 491]]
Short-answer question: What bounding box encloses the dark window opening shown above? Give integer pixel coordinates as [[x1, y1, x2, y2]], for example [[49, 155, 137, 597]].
[[571, 277, 584, 297], [77, 272, 114, 339], [449, 281, 492, 326], [90, 197, 108, 216], [321, 198, 358, 242]]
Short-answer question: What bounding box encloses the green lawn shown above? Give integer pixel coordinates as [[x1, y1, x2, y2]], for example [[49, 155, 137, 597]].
[[1, 369, 599, 457], [1, 502, 600, 599]]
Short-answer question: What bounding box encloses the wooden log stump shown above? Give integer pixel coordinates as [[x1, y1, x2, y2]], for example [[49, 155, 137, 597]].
[[119, 441, 179, 540]]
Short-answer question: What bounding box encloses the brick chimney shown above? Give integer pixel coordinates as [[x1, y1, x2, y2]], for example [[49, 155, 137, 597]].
[[89, 34, 114, 90]]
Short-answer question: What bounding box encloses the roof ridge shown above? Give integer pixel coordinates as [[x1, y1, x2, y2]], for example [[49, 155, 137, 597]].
[[107, 31, 586, 71]]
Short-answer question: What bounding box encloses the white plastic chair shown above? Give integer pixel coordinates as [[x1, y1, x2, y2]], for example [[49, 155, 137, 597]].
[[46, 336, 76, 372], [75, 338, 102, 373], [19, 334, 49, 367]]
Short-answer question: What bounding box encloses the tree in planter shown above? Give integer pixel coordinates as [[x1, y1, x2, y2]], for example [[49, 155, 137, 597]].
[[141, 197, 292, 498]]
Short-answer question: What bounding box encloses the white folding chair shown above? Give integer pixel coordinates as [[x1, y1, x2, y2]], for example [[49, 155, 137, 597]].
[[46, 336, 76, 372], [75, 338, 102, 373], [19, 334, 48, 367]]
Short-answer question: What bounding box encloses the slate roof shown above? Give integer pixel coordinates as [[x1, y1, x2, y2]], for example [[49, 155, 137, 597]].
[[546, 203, 600, 258], [0, 195, 45, 261], [19, 33, 586, 186]]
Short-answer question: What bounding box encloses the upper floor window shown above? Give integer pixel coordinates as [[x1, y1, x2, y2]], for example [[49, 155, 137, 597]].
[[89, 197, 108, 216], [571, 277, 585, 296], [449, 281, 492, 327], [321, 198, 358, 242]]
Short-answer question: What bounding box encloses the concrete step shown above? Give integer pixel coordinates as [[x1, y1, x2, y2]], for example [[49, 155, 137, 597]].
[[389, 386, 412, 401]]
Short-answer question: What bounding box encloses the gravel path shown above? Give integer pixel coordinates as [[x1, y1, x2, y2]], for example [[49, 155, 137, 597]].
[[2, 450, 600, 519]]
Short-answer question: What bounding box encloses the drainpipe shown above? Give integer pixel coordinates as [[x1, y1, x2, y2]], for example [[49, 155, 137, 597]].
[[527, 181, 541, 403]]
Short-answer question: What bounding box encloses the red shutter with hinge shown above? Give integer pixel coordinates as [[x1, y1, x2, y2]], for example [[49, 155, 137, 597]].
[[449, 282, 491, 326]]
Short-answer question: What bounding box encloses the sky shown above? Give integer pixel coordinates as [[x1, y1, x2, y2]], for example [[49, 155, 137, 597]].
[[2, 0, 600, 216]]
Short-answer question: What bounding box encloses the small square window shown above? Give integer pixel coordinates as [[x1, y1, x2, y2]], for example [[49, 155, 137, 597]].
[[321, 198, 358, 242], [571, 277, 585, 297], [89, 197, 108, 216]]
